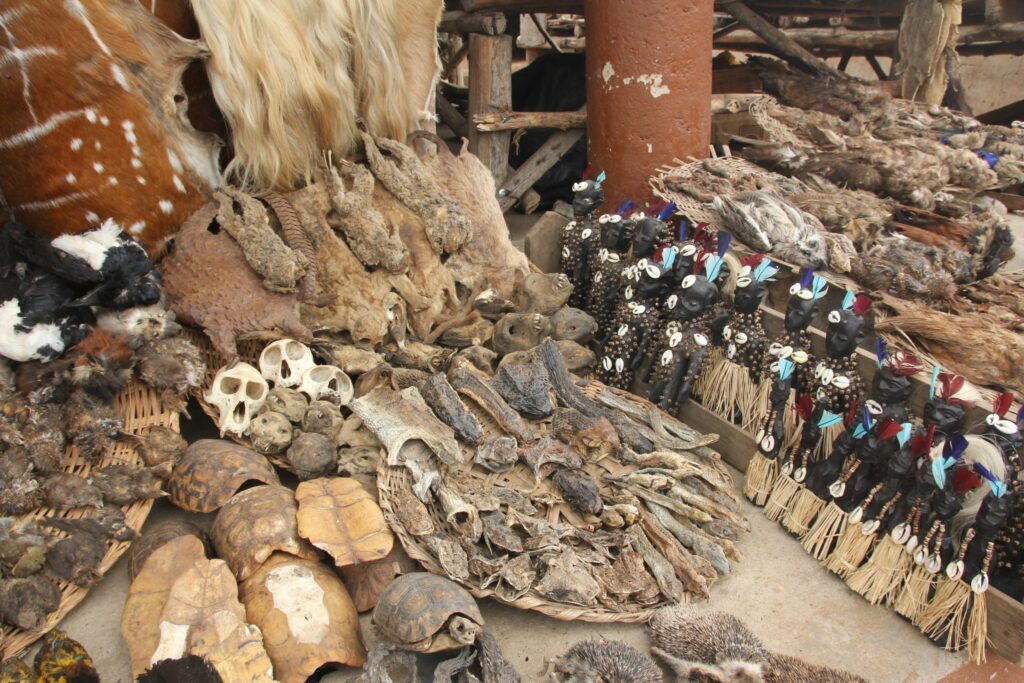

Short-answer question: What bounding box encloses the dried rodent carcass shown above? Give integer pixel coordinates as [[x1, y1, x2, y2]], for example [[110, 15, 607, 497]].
[[40, 472, 103, 510], [551, 639, 663, 683], [0, 573, 61, 629], [552, 408, 621, 461]]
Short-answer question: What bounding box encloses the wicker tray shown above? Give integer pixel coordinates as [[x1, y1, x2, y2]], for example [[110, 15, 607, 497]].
[[376, 383, 732, 623], [1, 381, 177, 660]]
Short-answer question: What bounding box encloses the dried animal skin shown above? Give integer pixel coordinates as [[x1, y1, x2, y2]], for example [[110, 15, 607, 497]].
[[556, 340, 597, 375], [391, 483, 435, 537], [492, 487, 538, 516], [317, 343, 386, 376], [352, 386, 463, 469], [552, 408, 621, 462], [482, 512, 524, 554], [214, 188, 307, 293], [163, 204, 311, 358], [522, 437, 584, 481], [240, 554, 367, 682], [554, 639, 663, 683], [0, 519, 49, 577], [91, 464, 166, 506], [439, 315, 494, 349], [496, 554, 535, 602], [336, 414, 382, 449], [362, 133, 471, 255], [40, 473, 103, 510], [630, 526, 686, 603], [417, 137, 531, 300], [363, 645, 419, 683], [295, 478, 393, 568], [420, 373, 483, 445], [477, 633, 522, 683], [434, 648, 478, 682], [595, 550, 659, 603], [552, 469, 604, 516], [447, 361, 535, 444], [469, 553, 507, 590], [474, 436, 518, 474], [436, 485, 483, 543], [425, 535, 471, 581], [645, 502, 729, 576], [0, 574, 61, 630], [44, 508, 136, 545], [324, 160, 408, 273], [490, 359, 553, 420], [535, 549, 601, 606], [641, 514, 710, 599]]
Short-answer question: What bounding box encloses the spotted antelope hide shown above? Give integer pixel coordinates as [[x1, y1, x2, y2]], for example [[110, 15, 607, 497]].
[[0, 0, 219, 254]]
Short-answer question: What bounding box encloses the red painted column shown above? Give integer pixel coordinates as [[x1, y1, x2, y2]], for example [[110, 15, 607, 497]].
[[584, 0, 713, 208]]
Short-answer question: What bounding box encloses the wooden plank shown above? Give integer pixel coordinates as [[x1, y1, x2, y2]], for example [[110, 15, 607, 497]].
[[988, 587, 1024, 665], [498, 129, 585, 212], [474, 108, 586, 132], [977, 98, 1024, 126], [440, 10, 507, 35], [678, 401, 756, 473], [436, 94, 468, 139], [468, 34, 513, 184]]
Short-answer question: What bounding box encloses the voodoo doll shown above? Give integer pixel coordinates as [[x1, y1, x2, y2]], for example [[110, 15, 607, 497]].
[[595, 260, 668, 391], [743, 358, 797, 507], [646, 246, 728, 412], [585, 201, 635, 338], [983, 393, 1024, 597], [559, 172, 606, 309], [698, 254, 778, 430]]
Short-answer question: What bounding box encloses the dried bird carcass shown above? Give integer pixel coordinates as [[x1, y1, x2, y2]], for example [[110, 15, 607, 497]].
[[240, 554, 366, 683], [210, 485, 321, 581], [713, 192, 832, 270], [294, 477, 393, 568], [135, 336, 207, 413], [0, 573, 61, 630], [168, 440, 280, 513], [162, 205, 312, 358], [372, 573, 484, 653], [44, 521, 108, 586], [40, 472, 103, 510], [127, 426, 189, 478], [90, 464, 165, 505], [62, 392, 122, 464]]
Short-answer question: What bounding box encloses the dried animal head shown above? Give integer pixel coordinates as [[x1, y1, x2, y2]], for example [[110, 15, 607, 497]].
[[264, 387, 309, 423], [249, 411, 294, 455], [515, 273, 573, 315], [551, 307, 599, 345], [492, 313, 552, 356]]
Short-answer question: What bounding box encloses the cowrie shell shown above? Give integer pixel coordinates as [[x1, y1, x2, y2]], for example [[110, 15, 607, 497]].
[[755, 428, 766, 443], [832, 375, 851, 389], [905, 536, 919, 555], [891, 523, 912, 545], [792, 350, 809, 363], [599, 214, 611, 224], [828, 310, 842, 323], [602, 357, 612, 370], [794, 467, 807, 483], [582, 228, 593, 239], [737, 277, 752, 288], [768, 343, 783, 356], [913, 546, 928, 566], [666, 295, 679, 309], [849, 506, 864, 524], [799, 290, 814, 301], [682, 275, 696, 289], [633, 305, 647, 314], [946, 560, 965, 581], [781, 463, 794, 477], [761, 435, 775, 452], [610, 215, 621, 223], [722, 326, 732, 341], [972, 572, 989, 594], [645, 265, 661, 279], [661, 350, 673, 366], [866, 400, 883, 415], [562, 247, 570, 259], [815, 363, 826, 378], [681, 245, 697, 256], [625, 286, 634, 300], [727, 344, 737, 359], [618, 324, 629, 337], [695, 334, 709, 347], [926, 554, 942, 574], [789, 283, 801, 295], [669, 332, 683, 348], [735, 332, 748, 345], [821, 369, 835, 386], [615, 359, 625, 373], [595, 273, 603, 283], [862, 519, 880, 535], [829, 481, 846, 498]]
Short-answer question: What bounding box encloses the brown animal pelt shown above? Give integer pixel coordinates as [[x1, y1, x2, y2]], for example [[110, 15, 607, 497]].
[[190, 0, 443, 191], [876, 301, 1024, 394]]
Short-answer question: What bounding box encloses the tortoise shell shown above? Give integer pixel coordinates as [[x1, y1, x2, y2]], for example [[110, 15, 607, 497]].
[[168, 440, 280, 513], [372, 573, 483, 649], [211, 485, 321, 581], [128, 519, 211, 581], [295, 478, 393, 568]]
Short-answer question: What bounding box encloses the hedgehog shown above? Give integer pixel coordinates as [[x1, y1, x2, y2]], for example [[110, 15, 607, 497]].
[[647, 605, 866, 683], [551, 639, 663, 683]]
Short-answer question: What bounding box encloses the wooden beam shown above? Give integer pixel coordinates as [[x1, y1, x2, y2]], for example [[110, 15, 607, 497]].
[[468, 34, 513, 184], [498, 129, 585, 212], [436, 94, 468, 139], [864, 52, 889, 80], [442, 42, 470, 81], [474, 108, 587, 132], [718, 0, 842, 77], [439, 10, 507, 35], [837, 50, 853, 72]]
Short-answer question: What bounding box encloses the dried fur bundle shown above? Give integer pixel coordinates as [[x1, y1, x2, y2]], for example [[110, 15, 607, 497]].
[[190, 0, 440, 191]]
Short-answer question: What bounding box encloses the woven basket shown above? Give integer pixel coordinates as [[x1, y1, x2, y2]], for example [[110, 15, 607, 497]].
[[376, 381, 729, 623], [1, 381, 176, 660]]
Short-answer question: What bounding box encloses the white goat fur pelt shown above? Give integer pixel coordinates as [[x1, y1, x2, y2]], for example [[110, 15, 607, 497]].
[[190, 0, 443, 191]]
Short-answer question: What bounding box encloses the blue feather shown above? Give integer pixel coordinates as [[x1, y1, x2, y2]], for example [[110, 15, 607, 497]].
[[704, 254, 725, 282], [661, 246, 678, 271], [778, 358, 794, 381], [842, 290, 856, 310], [799, 267, 814, 289], [975, 463, 1007, 497], [876, 338, 886, 369], [811, 275, 828, 300], [595, 171, 607, 188], [929, 365, 941, 399], [717, 232, 732, 256], [615, 199, 634, 216], [931, 458, 947, 489], [754, 259, 778, 283], [819, 411, 843, 429], [657, 202, 676, 222], [946, 433, 967, 460], [897, 423, 913, 448], [679, 219, 690, 241]]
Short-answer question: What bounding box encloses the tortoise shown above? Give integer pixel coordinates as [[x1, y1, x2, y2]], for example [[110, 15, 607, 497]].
[[128, 519, 211, 581], [210, 485, 321, 581], [240, 553, 367, 683], [372, 572, 484, 653], [168, 440, 280, 513], [295, 477, 393, 568]]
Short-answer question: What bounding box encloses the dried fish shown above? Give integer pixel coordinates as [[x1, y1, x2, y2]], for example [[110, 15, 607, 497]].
[[447, 360, 535, 443], [482, 512, 524, 553], [490, 358, 553, 419], [420, 373, 483, 445], [552, 469, 604, 516], [645, 501, 729, 576], [474, 436, 518, 474], [522, 437, 584, 481]]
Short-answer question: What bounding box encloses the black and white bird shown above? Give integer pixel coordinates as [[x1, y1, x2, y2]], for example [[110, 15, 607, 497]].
[[6, 219, 161, 309], [0, 261, 92, 363]]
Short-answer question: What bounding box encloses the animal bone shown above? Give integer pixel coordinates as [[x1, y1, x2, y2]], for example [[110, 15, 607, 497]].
[[259, 339, 316, 388], [204, 363, 269, 437]]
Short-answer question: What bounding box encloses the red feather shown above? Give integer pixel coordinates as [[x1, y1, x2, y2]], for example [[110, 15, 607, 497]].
[[876, 417, 901, 441], [581, 164, 592, 180], [887, 351, 924, 377], [844, 399, 860, 428], [851, 294, 873, 317], [793, 394, 814, 421], [993, 392, 1014, 418], [952, 467, 982, 494], [741, 253, 766, 268]]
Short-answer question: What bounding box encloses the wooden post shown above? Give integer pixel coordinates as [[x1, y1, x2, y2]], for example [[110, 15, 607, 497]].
[[468, 34, 513, 184]]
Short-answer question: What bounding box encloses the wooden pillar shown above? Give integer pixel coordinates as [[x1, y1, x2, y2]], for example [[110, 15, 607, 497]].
[[468, 34, 513, 184], [583, 0, 714, 207]]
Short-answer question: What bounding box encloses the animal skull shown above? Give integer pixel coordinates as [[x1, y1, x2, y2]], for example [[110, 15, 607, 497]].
[[204, 363, 269, 437], [298, 365, 354, 406], [259, 339, 316, 388]]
